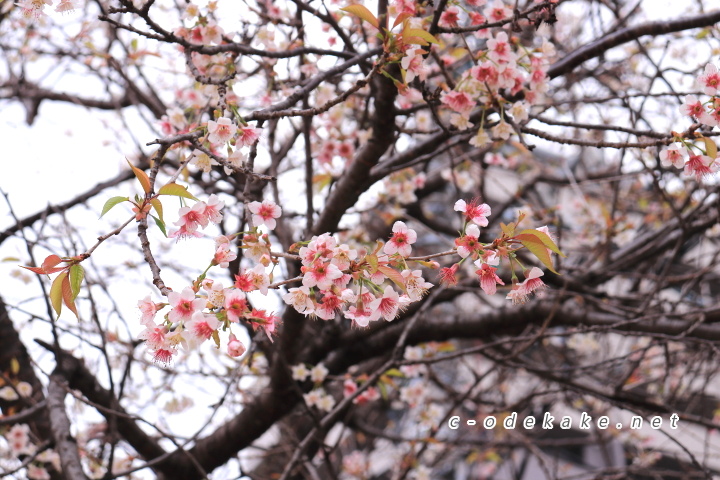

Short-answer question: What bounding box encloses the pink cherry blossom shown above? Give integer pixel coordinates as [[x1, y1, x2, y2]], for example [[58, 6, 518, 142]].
[[454, 199, 491, 226], [248, 309, 278, 342], [302, 260, 343, 290], [282, 285, 315, 314], [698, 64, 720, 96], [487, 32, 515, 64], [369, 286, 402, 321], [137, 295, 158, 326], [484, 0, 512, 22], [248, 200, 282, 230], [455, 224, 482, 258], [519, 267, 546, 297], [384, 221, 417, 257], [168, 287, 205, 323], [237, 125, 260, 147], [439, 263, 460, 286], [174, 201, 209, 233], [659, 144, 686, 169], [207, 117, 237, 144], [401, 49, 430, 83], [441, 90, 475, 116], [224, 289, 249, 322], [475, 262, 505, 295], [234, 264, 270, 294], [185, 311, 220, 341], [213, 243, 236, 268], [440, 6, 460, 26], [227, 334, 246, 357], [204, 194, 225, 223], [680, 95, 705, 118], [684, 154, 716, 181], [344, 303, 381, 327]]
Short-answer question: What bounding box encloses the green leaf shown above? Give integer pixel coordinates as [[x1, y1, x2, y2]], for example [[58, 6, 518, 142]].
[[69, 264, 84, 300], [366, 254, 379, 274], [402, 28, 439, 45], [701, 137, 718, 159], [340, 4, 379, 29], [384, 368, 404, 377], [2, 257, 20, 262], [157, 182, 198, 201], [50, 271, 68, 317], [149, 198, 164, 223], [515, 233, 558, 274], [101, 196, 129, 218], [127, 159, 152, 194], [518, 229, 565, 256], [500, 222, 516, 237], [151, 215, 167, 238]]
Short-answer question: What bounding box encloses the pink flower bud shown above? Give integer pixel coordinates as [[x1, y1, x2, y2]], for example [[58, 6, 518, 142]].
[[227, 334, 246, 357]]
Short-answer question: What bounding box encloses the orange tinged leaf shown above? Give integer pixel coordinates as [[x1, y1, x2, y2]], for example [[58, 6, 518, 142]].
[[377, 265, 406, 290], [127, 159, 152, 194], [392, 13, 412, 29], [50, 271, 68, 317], [402, 28, 440, 45], [701, 137, 717, 159], [149, 198, 164, 223], [340, 4, 379, 29], [518, 229, 565, 256], [515, 233, 558, 274], [61, 274, 79, 318], [21, 254, 66, 275]]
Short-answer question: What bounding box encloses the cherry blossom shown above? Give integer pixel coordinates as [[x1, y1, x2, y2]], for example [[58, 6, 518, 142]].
[[475, 261, 505, 295], [684, 154, 716, 180], [441, 90, 475, 116], [698, 63, 720, 95], [454, 199, 491, 227], [174, 201, 209, 234], [680, 95, 705, 118], [438, 263, 460, 286], [455, 223, 482, 259], [168, 287, 205, 323], [224, 289, 249, 322], [185, 311, 220, 342], [401, 49, 430, 83], [660, 143, 687, 169], [384, 221, 417, 257], [248, 199, 282, 230], [207, 117, 237, 145], [302, 261, 343, 290], [237, 125, 260, 147], [234, 264, 270, 294], [137, 295, 158, 325], [369, 286, 403, 321], [282, 285, 315, 314], [291, 363, 310, 381]]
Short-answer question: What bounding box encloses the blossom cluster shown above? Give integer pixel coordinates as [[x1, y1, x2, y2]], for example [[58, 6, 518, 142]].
[[396, 3, 556, 143], [138, 190, 559, 363], [660, 64, 720, 180], [2, 423, 60, 479]]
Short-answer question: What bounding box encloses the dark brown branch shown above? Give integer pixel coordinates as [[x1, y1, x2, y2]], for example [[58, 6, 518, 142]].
[[548, 10, 720, 79]]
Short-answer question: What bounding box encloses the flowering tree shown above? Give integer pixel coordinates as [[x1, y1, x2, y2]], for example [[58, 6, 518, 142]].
[[2, 0, 720, 478]]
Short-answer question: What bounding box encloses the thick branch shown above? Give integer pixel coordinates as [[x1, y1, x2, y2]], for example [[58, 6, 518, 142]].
[[548, 10, 720, 79]]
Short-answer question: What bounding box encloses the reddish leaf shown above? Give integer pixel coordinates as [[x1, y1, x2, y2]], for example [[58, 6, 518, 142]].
[[127, 159, 152, 194], [61, 274, 79, 318], [518, 229, 565, 256], [377, 265, 407, 291]]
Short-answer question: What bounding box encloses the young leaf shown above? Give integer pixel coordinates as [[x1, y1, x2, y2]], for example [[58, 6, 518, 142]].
[[21, 255, 66, 275], [61, 274, 79, 318], [157, 182, 198, 201], [518, 229, 565, 256], [149, 198, 164, 223], [69, 264, 84, 300], [392, 13, 412, 30], [402, 28, 440, 45], [515, 233, 558, 274], [101, 196, 129, 217], [151, 214, 167, 238], [50, 271, 68, 317], [340, 5, 379, 29], [127, 159, 152, 194], [377, 265, 407, 291], [701, 137, 718, 159]]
